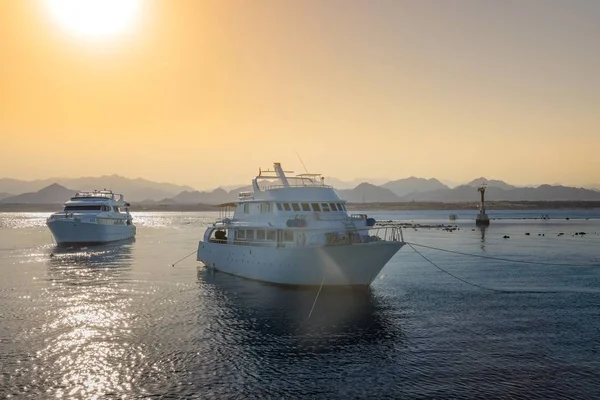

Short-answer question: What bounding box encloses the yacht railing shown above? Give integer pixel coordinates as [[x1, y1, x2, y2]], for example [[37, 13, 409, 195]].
[[72, 190, 114, 199], [260, 183, 333, 191], [305, 226, 403, 247], [207, 226, 404, 248], [238, 191, 253, 199]]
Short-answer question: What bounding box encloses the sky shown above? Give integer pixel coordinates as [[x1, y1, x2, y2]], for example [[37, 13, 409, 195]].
[[1, 0, 599, 190]]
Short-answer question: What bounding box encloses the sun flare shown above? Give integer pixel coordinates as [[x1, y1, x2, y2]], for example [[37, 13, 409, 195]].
[[44, 0, 141, 39]]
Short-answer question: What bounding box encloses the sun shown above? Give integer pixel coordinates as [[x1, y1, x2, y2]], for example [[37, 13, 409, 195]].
[[44, 0, 141, 39]]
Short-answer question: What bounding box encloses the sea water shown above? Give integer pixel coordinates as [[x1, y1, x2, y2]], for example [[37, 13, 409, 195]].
[[1, 210, 600, 398]]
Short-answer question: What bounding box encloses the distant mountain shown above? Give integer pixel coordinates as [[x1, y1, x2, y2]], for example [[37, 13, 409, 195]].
[[466, 177, 516, 190], [324, 177, 389, 189], [170, 188, 233, 204], [153, 184, 254, 205], [216, 184, 247, 191], [0, 178, 43, 195], [438, 179, 462, 189], [1, 184, 76, 204], [337, 183, 400, 203], [0, 175, 194, 202], [381, 177, 448, 197], [398, 184, 600, 202], [155, 198, 178, 205], [3, 174, 599, 205]]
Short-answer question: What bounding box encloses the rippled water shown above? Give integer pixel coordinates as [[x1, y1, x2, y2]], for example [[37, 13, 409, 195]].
[[1, 210, 600, 398]]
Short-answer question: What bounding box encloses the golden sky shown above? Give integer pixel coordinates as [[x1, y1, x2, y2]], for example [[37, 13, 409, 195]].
[[1, 0, 599, 189]]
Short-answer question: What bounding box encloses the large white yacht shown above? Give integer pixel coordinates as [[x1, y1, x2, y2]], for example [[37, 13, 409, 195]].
[[197, 163, 404, 286], [47, 190, 136, 246]]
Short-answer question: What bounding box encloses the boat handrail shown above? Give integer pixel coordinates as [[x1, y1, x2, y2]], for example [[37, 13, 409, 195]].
[[305, 226, 404, 246], [206, 225, 403, 248], [238, 192, 254, 199], [72, 190, 124, 200], [260, 182, 333, 190]]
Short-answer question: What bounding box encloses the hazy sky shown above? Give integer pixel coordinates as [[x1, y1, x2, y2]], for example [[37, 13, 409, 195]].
[[1, 0, 599, 189]]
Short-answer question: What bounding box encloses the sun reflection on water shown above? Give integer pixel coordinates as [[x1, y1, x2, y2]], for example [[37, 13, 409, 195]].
[[31, 243, 146, 398]]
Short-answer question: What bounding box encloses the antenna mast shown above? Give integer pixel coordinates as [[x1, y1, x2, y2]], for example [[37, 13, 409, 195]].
[[295, 151, 309, 174]]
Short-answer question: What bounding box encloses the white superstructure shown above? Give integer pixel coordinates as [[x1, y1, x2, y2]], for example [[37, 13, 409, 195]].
[[47, 190, 136, 246], [197, 163, 404, 286]]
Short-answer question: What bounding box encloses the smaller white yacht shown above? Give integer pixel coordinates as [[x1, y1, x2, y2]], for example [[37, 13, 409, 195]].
[[47, 190, 136, 246]]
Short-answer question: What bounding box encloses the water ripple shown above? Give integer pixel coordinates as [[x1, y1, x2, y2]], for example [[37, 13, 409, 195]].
[[1, 212, 600, 398]]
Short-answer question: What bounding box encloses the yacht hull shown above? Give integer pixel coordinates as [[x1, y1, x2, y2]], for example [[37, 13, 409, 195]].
[[197, 241, 403, 286], [47, 220, 136, 246]]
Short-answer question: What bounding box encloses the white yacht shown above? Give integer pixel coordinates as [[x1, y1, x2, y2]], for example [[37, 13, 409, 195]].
[[197, 163, 405, 286], [47, 190, 136, 246]]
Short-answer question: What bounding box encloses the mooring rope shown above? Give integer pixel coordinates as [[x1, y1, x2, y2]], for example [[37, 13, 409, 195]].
[[170, 249, 197, 267], [406, 242, 600, 294], [407, 243, 509, 293], [306, 274, 326, 320], [406, 241, 597, 267]]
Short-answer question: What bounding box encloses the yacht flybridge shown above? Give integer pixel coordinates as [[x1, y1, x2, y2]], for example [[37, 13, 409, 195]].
[[47, 190, 136, 246], [197, 163, 404, 286]]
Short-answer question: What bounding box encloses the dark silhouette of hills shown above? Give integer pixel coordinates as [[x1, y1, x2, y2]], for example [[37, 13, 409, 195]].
[[381, 177, 448, 197], [466, 177, 516, 190], [0, 175, 193, 202], [324, 176, 388, 189], [1, 175, 599, 206], [141, 185, 254, 205], [170, 188, 234, 204], [0, 183, 76, 204], [398, 184, 600, 202], [0, 192, 11, 201], [336, 183, 400, 202]]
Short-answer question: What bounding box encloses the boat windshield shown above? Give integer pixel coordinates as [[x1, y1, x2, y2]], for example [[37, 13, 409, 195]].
[[64, 205, 104, 211]]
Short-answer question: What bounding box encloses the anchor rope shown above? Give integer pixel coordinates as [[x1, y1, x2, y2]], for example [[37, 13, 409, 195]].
[[170, 249, 197, 267], [406, 242, 600, 294], [405, 241, 597, 267]]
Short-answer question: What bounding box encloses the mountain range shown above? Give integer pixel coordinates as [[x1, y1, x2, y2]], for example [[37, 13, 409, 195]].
[[1, 175, 599, 205], [1, 183, 77, 204], [0, 175, 193, 202]]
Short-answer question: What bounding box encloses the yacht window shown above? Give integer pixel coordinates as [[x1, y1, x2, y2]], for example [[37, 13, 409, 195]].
[[63, 205, 103, 211], [246, 230, 255, 240], [113, 206, 120, 212], [338, 203, 345, 211], [283, 231, 294, 242], [291, 203, 301, 212], [276, 203, 283, 211], [237, 230, 246, 239], [301, 203, 311, 211], [283, 203, 291, 211], [329, 203, 338, 211], [321, 203, 331, 212], [311, 203, 321, 212], [243, 204, 250, 213], [260, 203, 271, 213], [266, 230, 276, 241], [257, 230, 266, 240]]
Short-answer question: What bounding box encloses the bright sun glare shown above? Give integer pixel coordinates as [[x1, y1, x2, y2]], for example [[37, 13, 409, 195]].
[[44, 0, 141, 39]]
